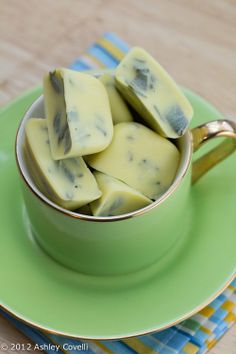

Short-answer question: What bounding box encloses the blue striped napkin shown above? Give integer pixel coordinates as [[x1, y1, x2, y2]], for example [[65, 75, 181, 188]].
[[1, 33, 235, 354]]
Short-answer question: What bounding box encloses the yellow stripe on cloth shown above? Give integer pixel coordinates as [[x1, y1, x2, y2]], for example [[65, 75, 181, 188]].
[[221, 300, 235, 312], [224, 312, 236, 323], [84, 53, 106, 68], [199, 306, 215, 318], [97, 38, 126, 61], [206, 338, 217, 349], [200, 326, 212, 335], [43, 335, 68, 354], [93, 341, 114, 354], [228, 284, 236, 291], [182, 342, 199, 354], [123, 338, 159, 354]]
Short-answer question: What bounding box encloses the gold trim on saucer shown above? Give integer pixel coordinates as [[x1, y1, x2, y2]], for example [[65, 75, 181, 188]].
[[1, 273, 235, 341]]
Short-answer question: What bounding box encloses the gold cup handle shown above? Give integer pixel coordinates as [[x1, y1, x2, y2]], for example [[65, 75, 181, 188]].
[[191, 120, 236, 184]]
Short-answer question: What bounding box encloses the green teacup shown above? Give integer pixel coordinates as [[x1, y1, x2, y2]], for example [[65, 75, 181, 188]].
[[15, 90, 236, 276]]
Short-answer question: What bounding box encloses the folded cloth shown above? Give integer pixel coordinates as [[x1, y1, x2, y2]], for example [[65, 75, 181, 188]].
[[69, 32, 129, 70], [1, 33, 235, 354]]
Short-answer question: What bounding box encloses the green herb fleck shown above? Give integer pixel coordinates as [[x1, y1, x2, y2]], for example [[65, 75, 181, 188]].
[[57, 122, 72, 154], [95, 115, 107, 136], [126, 135, 134, 141], [77, 132, 91, 142], [64, 128, 72, 154], [68, 78, 74, 85], [65, 191, 74, 200], [129, 59, 156, 95], [104, 197, 123, 216], [67, 109, 79, 122], [96, 125, 107, 136], [59, 161, 75, 183], [58, 123, 67, 143], [41, 125, 48, 132], [128, 84, 147, 98], [165, 105, 188, 136], [153, 105, 162, 118], [127, 151, 134, 162], [133, 58, 146, 64], [49, 71, 63, 94], [53, 112, 61, 134]]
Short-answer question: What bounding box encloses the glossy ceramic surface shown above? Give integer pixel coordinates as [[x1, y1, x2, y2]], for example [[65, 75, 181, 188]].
[[0, 87, 235, 339], [16, 94, 192, 275]]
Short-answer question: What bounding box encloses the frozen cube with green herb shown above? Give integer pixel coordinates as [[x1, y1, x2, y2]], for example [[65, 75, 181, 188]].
[[115, 47, 193, 138], [99, 73, 133, 124], [90, 171, 151, 217], [24, 118, 101, 210], [43, 68, 113, 160], [86, 122, 180, 200]]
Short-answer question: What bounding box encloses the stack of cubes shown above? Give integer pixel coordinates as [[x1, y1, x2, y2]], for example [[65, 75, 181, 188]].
[[24, 47, 193, 217]]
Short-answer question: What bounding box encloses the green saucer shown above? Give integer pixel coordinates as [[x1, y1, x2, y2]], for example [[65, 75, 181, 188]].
[[0, 87, 235, 339]]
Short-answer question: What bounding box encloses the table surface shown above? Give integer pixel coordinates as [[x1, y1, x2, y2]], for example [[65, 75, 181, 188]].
[[0, 0, 235, 353]]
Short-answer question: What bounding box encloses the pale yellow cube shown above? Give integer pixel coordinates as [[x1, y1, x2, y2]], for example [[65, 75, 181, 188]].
[[25, 118, 101, 210], [115, 47, 193, 138], [86, 122, 180, 200], [43, 68, 113, 159], [90, 172, 151, 216], [99, 74, 133, 124]]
